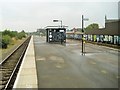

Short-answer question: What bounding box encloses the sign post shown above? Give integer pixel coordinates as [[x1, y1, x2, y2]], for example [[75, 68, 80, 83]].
[[81, 15, 89, 55]]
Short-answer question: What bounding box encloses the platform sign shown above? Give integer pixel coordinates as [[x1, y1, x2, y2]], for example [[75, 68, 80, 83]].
[[60, 30, 64, 32], [49, 35, 52, 38]]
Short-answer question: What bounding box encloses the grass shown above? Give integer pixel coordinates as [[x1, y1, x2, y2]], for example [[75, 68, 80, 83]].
[[0, 38, 26, 60]]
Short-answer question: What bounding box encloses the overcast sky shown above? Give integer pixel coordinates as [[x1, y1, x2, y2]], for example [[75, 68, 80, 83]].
[[0, 0, 119, 32]]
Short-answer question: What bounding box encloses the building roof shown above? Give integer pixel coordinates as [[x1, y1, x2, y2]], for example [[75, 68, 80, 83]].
[[45, 26, 66, 31], [85, 19, 120, 35], [45, 26, 68, 29], [66, 31, 83, 34], [105, 19, 120, 23]]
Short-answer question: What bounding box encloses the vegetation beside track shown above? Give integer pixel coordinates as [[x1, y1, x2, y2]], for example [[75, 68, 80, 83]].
[[0, 30, 27, 49], [0, 30, 27, 59]]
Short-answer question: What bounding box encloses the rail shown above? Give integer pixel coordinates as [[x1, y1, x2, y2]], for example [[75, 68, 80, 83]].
[[0, 36, 31, 90]]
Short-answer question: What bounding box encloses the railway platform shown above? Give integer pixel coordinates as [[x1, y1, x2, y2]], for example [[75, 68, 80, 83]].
[[13, 35, 118, 88], [13, 36, 38, 88], [34, 36, 118, 88]]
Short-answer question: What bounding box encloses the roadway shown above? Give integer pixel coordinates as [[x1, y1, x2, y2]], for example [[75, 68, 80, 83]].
[[33, 35, 118, 88]]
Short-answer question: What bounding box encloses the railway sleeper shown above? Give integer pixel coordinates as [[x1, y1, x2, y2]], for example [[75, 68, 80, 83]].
[[1, 68, 13, 71], [0, 80, 7, 85], [4, 61, 18, 66], [4, 73, 11, 77], [0, 85, 5, 90], [0, 73, 8, 78], [2, 76, 9, 81]]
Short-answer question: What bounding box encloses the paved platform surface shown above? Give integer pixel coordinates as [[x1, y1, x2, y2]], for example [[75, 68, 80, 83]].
[[34, 36, 118, 88], [13, 36, 38, 88]]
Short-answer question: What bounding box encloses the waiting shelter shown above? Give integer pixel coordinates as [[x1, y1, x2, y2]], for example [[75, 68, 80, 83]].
[[46, 26, 66, 44]]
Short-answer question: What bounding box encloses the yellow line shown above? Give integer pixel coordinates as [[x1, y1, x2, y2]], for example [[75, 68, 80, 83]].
[[116, 76, 120, 79], [101, 70, 107, 74], [90, 61, 96, 65]]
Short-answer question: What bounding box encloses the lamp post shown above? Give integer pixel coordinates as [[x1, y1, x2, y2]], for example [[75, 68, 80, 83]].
[[81, 15, 89, 55], [53, 20, 62, 28]]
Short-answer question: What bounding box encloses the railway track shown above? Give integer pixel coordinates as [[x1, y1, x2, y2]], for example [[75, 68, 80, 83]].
[[0, 36, 31, 90]]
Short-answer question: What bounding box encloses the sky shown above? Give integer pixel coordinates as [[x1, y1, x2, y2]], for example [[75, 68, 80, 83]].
[[0, 0, 119, 32]]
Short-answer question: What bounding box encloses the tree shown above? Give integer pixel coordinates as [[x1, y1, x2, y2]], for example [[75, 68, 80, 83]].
[[2, 30, 11, 36], [11, 31, 18, 37], [85, 23, 99, 30], [2, 35, 11, 49], [17, 30, 26, 39], [1, 29, 27, 48], [0, 32, 2, 48], [2, 30, 18, 38]]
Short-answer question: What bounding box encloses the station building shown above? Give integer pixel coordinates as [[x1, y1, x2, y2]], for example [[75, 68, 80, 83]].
[[66, 18, 120, 45], [85, 19, 120, 45]]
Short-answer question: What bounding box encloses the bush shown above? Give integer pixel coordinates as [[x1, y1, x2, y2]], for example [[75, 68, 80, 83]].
[[2, 40, 7, 49], [1, 30, 27, 49], [17, 31, 26, 39], [0, 32, 2, 48], [2, 30, 18, 38], [2, 35, 11, 49]]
